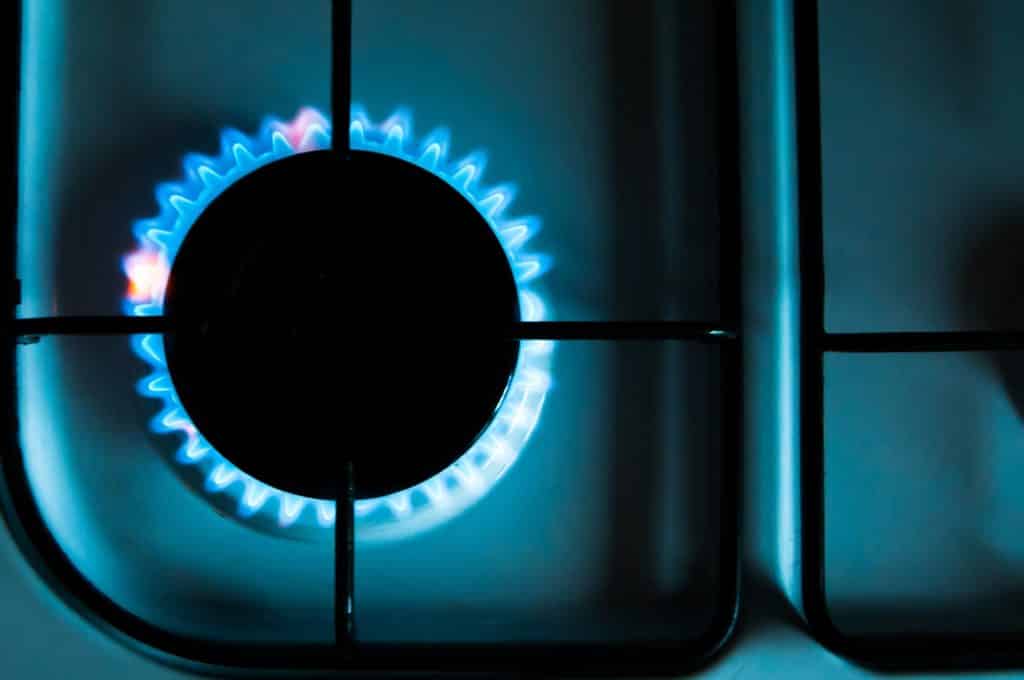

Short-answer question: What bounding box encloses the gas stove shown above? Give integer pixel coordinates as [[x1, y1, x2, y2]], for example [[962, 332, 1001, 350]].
[[4, 1, 1024, 679]]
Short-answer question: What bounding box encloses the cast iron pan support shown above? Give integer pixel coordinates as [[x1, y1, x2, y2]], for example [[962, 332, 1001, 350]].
[[0, 0, 743, 674]]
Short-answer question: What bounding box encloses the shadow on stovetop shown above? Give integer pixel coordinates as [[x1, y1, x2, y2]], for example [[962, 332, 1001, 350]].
[[735, 568, 805, 641], [959, 197, 1024, 418], [602, 0, 722, 633]]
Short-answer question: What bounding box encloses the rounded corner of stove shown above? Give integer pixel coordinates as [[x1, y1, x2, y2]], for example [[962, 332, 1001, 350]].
[[0, 441, 329, 676], [692, 573, 743, 674]]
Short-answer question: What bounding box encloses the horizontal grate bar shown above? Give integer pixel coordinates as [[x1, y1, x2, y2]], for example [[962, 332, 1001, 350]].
[[512, 321, 736, 341], [823, 331, 1024, 353], [10, 316, 738, 343], [12, 316, 168, 337]]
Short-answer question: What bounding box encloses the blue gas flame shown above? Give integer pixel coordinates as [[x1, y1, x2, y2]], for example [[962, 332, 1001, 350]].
[[123, 107, 554, 541]]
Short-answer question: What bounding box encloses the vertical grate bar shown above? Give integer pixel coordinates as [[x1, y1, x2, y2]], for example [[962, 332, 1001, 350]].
[[331, 0, 355, 658], [332, 0, 352, 158]]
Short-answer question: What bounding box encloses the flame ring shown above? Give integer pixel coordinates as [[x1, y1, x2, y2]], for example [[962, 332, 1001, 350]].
[[123, 107, 553, 541]]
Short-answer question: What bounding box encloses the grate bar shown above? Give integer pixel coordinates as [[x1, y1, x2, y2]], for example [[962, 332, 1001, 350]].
[[823, 331, 1024, 353], [331, 0, 356, 655], [9, 316, 738, 343]]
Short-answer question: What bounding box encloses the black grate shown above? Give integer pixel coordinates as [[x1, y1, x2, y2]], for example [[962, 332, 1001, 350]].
[[0, 0, 742, 675]]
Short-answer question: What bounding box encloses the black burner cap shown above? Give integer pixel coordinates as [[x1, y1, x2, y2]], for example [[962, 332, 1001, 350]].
[[163, 150, 520, 500]]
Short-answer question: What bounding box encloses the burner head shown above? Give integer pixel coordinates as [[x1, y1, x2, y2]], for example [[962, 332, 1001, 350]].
[[163, 150, 521, 500]]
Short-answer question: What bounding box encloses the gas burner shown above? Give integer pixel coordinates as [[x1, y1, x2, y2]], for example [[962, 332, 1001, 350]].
[[123, 107, 554, 540]]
